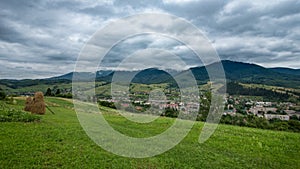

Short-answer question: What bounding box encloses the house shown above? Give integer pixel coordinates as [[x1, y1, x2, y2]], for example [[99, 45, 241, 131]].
[[285, 110, 300, 118], [285, 110, 296, 115], [264, 114, 290, 121], [223, 109, 236, 116], [249, 107, 277, 115], [256, 102, 272, 107]]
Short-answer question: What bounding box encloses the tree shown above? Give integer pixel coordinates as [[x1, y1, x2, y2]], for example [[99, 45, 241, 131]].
[[197, 91, 212, 121], [288, 120, 300, 132], [45, 88, 52, 96], [0, 87, 6, 100], [55, 89, 61, 95], [290, 115, 299, 121], [163, 107, 179, 118]]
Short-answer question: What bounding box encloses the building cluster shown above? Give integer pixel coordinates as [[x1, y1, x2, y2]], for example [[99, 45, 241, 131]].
[[225, 96, 300, 121], [99, 91, 300, 122]]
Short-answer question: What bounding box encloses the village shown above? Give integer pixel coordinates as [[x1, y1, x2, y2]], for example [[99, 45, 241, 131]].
[[98, 89, 300, 122], [222, 96, 300, 121]]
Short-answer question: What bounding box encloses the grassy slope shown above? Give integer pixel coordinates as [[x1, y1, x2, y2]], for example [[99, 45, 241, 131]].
[[0, 97, 299, 168], [4, 82, 169, 98], [241, 83, 300, 94]]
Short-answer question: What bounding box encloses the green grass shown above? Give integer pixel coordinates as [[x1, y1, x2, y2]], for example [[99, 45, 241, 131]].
[[0, 101, 41, 122], [0, 97, 300, 168]]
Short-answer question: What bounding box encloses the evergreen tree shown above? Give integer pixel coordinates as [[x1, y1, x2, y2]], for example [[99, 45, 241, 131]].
[[55, 89, 61, 95], [45, 88, 52, 96], [0, 87, 6, 100]]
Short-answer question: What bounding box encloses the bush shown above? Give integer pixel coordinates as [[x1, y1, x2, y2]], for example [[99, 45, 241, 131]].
[[0, 103, 41, 122], [162, 107, 179, 118], [287, 120, 300, 132], [98, 101, 116, 109], [56, 93, 73, 98]]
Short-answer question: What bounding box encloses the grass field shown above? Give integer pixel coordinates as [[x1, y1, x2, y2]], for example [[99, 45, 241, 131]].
[[1, 97, 300, 168]]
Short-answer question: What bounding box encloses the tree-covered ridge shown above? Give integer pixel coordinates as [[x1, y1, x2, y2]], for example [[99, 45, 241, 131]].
[[1, 60, 300, 91], [226, 82, 297, 102]]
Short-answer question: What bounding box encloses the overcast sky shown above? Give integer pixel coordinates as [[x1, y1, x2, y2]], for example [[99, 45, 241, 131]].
[[0, 0, 300, 79]]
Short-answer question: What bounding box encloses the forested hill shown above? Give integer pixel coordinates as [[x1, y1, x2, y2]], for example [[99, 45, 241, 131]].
[[1, 60, 300, 89], [179, 60, 300, 88]]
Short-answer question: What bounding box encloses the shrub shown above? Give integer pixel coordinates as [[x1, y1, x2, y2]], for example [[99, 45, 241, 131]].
[[0, 104, 41, 122], [98, 100, 116, 109], [56, 93, 73, 98]]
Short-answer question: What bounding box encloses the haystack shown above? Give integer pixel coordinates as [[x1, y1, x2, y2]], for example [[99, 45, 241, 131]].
[[31, 92, 46, 115], [25, 92, 46, 115], [24, 97, 33, 112]]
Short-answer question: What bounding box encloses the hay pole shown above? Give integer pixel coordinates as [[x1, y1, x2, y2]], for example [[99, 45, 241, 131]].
[[46, 105, 55, 114]]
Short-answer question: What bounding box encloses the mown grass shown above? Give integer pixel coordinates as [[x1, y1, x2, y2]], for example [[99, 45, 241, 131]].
[[0, 97, 300, 168]]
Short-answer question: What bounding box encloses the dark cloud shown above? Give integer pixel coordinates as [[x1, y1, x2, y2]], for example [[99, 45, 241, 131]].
[[0, 0, 299, 79], [101, 34, 201, 70]]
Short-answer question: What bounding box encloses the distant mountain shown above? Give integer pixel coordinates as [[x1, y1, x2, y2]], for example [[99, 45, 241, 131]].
[[52, 72, 93, 81], [95, 68, 174, 84], [219, 60, 277, 80], [132, 68, 174, 84], [101, 61, 300, 88], [1, 60, 300, 89], [219, 61, 300, 88], [176, 60, 300, 88], [188, 60, 280, 80], [0, 78, 70, 89], [222, 60, 300, 88], [270, 67, 300, 76], [52, 70, 113, 81]]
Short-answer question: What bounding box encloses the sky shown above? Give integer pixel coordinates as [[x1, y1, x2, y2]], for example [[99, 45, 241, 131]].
[[0, 0, 300, 79]]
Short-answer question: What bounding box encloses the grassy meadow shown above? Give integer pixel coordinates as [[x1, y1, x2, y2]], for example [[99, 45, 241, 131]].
[[0, 97, 300, 168]]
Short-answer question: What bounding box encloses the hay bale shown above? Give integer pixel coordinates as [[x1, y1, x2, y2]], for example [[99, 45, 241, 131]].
[[30, 92, 46, 115], [31, 102, 46, 115], [34, 92, 44, 102], [24, 97, 33, 112]]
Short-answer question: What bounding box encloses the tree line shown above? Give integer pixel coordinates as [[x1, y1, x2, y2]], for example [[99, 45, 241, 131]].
[[226, 82, 293, 102], [45, 88, 72, 98]]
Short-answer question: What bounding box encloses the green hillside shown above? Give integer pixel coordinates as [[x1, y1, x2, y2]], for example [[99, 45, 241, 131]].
[[270, 67, 300, 76], [2, 60, 300, 94], [0, 98, 299, 168], [185, 60, 300, 88]]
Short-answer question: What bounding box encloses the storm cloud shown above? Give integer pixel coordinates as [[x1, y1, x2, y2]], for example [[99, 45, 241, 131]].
[[0, 0, 299, 79]]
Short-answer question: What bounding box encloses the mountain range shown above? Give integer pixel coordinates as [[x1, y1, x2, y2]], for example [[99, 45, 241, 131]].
[[1, 60, 300, 89]]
